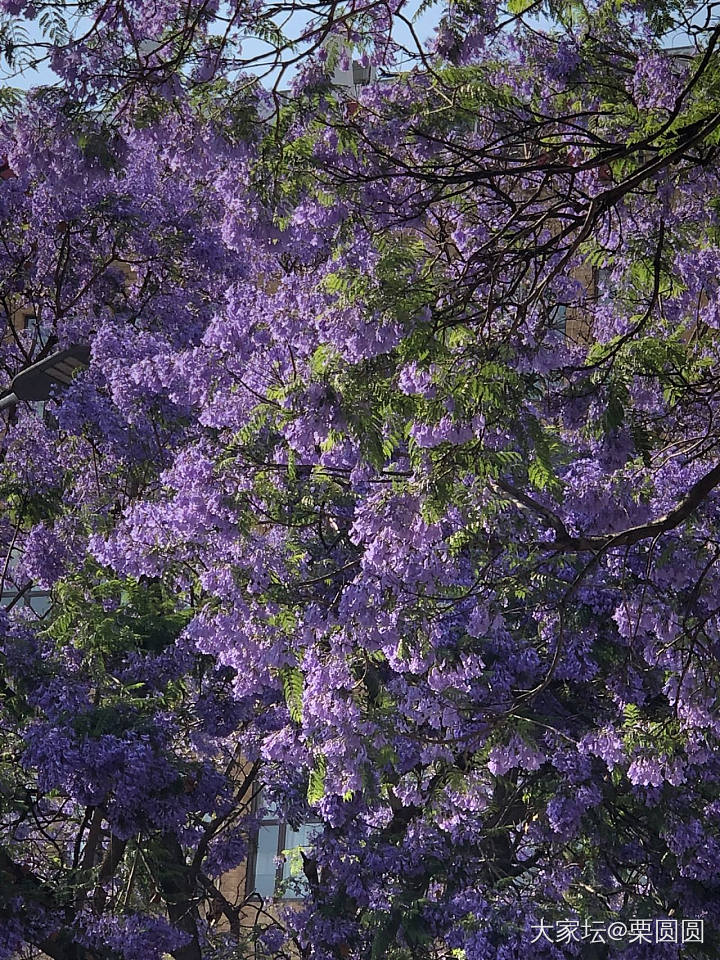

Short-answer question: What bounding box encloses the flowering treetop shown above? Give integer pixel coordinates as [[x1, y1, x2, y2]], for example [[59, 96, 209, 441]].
[[2, 2, 720, 959]]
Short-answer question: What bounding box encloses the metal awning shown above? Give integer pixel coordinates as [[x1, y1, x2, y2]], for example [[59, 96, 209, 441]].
[[0, 345, 90, 410]]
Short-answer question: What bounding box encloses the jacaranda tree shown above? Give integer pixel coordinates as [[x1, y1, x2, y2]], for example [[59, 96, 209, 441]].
[[2, 1, 720, 958]]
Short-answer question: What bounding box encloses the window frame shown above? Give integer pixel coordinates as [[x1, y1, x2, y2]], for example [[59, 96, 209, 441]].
[[245, 791, 318, 902]]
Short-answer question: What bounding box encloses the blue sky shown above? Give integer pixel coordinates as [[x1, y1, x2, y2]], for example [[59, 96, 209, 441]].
[[0, 1, 704, 93], [0, 0, 445, 91]]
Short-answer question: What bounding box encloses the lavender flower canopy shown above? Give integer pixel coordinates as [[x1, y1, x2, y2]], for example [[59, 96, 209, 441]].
[[0, 2, 720, 959]]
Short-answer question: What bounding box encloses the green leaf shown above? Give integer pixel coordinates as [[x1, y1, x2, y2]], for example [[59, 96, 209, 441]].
[[528, 458, 552, 491], [507, 0, 536, 12], [306, 754, 327, 805], [280, 666, 304, 724]]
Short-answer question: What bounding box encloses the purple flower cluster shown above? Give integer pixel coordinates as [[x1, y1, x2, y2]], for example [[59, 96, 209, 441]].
[[0, 2, 719, 959]]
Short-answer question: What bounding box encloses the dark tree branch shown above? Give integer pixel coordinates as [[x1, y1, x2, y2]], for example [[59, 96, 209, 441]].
[[550, 460, 720, 553]]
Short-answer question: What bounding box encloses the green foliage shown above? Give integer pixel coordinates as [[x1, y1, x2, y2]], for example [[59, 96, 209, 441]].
[[49, 570, 193, 659], [525, 418, 563, 494], [507, 0, 536, 12], [306, 754, 327, 805], [1, 487, 62, 527], [280, 666, 304, 723]]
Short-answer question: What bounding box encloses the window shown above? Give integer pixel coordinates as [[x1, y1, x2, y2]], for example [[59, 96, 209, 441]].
[[1, 588, 52, 617], [23, 313, 52, 350], [549, 302, 567, 336], [352, 62, 373, 86], [0, 547, 52, 618], [331, 57, 376, 92], [595, 266, 611, 297], [246, 793, 318, 901]]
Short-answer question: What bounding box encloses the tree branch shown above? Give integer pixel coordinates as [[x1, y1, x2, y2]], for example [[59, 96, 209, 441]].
[[550, 461, 720, 553]]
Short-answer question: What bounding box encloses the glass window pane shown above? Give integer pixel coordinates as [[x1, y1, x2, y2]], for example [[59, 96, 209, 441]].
[[550, 303, 567, 334], [1, 589, 52, 617], [252, 824, 280, 898], [28, 592, 51, 616], [280, 823, 316, 898], [285, 823, 316, 849], [255, 785, 281, 819]]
